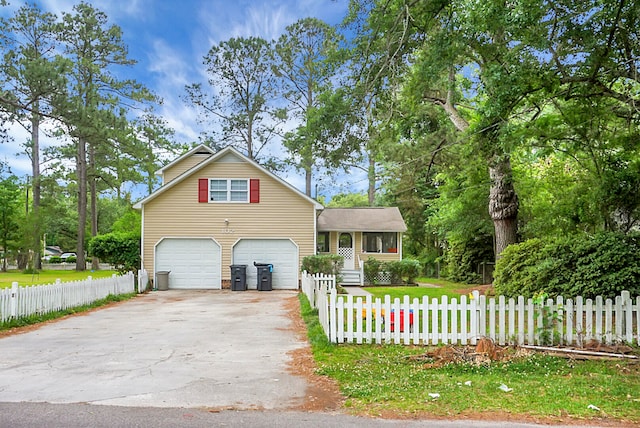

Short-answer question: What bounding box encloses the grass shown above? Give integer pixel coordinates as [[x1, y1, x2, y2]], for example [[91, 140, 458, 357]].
[[299, 293, 640, 424], [0, 269, 119, 288], [0, 292, 136, 331], [365, 277, 477, 300]]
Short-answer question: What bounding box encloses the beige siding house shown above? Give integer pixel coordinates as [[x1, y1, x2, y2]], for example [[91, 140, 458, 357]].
[[134, 146, 321, 290], [134, 145, 408, 289], [316, 208, 407, 285]]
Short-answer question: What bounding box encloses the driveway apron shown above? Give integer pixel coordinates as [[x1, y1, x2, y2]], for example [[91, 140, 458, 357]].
[[0, 290, 310, 409]]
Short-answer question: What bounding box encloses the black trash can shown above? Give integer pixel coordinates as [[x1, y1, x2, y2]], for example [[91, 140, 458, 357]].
[[230, 264, 247, 291], [254, 262, 273, 291]]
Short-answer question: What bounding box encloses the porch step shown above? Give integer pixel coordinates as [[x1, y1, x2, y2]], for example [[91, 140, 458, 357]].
[[340, 269, 361, 285]]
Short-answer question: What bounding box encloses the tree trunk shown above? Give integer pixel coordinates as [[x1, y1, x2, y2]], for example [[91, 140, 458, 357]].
[[89, 144, 99, 270], [31, 111, 42, 270], [489, 155, 519, 258], [367, 154, 376, 206], [76, 137, 87, 271]]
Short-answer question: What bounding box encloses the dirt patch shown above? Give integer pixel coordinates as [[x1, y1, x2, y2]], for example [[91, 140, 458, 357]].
[[455, 283, 494, 296], [283, 294, 344, 412]]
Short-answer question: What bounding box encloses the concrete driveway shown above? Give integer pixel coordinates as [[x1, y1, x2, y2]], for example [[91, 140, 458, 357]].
[[0, 290, 311, 409]]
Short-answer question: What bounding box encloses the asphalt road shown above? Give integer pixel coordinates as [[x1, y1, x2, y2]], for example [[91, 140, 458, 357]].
[[0, 402, 602, 428]]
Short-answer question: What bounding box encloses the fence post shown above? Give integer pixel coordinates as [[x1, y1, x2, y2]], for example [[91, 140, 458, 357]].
[[10, 282, 18, 318]]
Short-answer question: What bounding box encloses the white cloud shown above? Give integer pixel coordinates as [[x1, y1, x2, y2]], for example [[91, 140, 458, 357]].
[[143, 39, 200, 144]]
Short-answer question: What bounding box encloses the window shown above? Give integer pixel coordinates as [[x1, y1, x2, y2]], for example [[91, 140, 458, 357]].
[[362, 232, 398, 253], [317, 232, 330, 253], [209, 179, 248, 202]]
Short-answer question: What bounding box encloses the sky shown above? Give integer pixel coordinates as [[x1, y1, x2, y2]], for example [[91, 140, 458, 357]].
[[0, 0, 365, 198]]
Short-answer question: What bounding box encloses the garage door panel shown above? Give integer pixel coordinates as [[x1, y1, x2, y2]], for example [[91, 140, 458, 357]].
[[155, 238, 221, 289], [232, 239, 298, 290]]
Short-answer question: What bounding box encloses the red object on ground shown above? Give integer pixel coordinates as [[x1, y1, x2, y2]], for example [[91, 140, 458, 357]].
[[389, 310, 414, 332]]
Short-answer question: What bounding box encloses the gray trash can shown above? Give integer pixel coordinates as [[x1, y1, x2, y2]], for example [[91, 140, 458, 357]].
[[254, 262, 273, 291], [230, 265, 247, 291], [156, 271, 170, 291]]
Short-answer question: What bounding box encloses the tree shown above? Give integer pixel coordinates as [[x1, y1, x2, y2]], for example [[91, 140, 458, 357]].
[[185, 36, 282, 161], [0, 4, 68, 269], [54, 2, 154, 270], [274, 18, 344, 196], [0, 166, 21, 272], [131, 112, 181, 195], [347, 0, 562, 260]]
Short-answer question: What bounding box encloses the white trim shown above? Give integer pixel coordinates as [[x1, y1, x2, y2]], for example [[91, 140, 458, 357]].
[[208, 178, 249, 203], [140, 209, 145, 271], [134, 146, 323, 210], [154, 144, 214, 176]]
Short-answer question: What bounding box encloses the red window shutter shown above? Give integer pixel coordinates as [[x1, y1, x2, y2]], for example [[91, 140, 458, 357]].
[[198, 179, 209, 202], [250, 179, 260, 203]]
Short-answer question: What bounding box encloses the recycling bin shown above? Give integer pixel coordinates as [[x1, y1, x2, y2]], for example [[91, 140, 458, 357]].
[[230, 264, 247, 291], [156, 271, 170, 291], [254, 262, 273, 291]]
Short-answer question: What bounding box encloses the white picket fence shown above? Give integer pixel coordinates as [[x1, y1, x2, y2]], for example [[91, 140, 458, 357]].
[[137, 269, 149, 293], [302, 273, 640, 347], [0, 272, 136, 322]]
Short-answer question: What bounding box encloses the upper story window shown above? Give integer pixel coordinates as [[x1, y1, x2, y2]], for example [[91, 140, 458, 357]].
[[198, 178, 259, 203], [210, 179, 248, 202], [362, 232, 398, 253]]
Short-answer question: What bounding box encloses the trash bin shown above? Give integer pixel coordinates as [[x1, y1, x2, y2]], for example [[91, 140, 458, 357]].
[[156, 271, 170, 291], [254, 262, 273, 291], [230, 264, 247, 291]]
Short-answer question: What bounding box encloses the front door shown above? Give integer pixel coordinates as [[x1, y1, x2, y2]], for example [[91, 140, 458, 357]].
[[338, 232, 354, 270]]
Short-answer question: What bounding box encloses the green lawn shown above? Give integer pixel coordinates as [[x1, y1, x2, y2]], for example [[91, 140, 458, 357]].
[[0, 269, 119, 288], [365, 277, 480, 300], [300, 293, 640, 424]]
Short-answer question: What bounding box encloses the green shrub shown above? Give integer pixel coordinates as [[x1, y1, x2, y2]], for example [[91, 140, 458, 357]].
[[301, 254, 343, 276], [88, 232, 140, 274], [385, 259, 421, 284], [48, 256, 62, 263], [363, 257, 382, 285], [441, 237, 493, 284], [494, 232, 640, 299]]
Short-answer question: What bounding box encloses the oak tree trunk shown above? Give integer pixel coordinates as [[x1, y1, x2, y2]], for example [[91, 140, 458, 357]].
[[489, 155, 519, 258]]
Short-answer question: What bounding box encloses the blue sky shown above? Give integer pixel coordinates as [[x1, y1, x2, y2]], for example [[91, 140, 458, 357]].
[[1, 0, 366, 197]]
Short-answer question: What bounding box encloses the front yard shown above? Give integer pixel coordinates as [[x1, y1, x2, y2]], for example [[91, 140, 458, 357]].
[[0, 269, 119, 288], [301, 279, 640, 425]]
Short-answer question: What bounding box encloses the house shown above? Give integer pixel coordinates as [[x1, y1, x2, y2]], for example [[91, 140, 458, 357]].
[[133, 145, 406, 289], [316, 207, 407, 284]]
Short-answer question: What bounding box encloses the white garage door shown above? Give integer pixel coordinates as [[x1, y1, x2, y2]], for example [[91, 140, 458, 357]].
[[155, 238, 221, 289], [232, 239, 298, 290]]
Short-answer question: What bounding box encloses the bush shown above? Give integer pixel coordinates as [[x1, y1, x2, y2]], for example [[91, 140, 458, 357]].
[[363, 257, 382, 285], [301, 254, 343, 276], [88, 232, 140, 274], [441, 236, 493, 284], [386, 259, 421, 284], [494, 232, 640, 299], [48, 256, 62, 263]]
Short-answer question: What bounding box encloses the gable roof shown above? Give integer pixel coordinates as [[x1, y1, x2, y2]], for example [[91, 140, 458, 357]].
[[317, 207, 407, 232], [134, 146, 323, 210], [154, 144, 215, 176]]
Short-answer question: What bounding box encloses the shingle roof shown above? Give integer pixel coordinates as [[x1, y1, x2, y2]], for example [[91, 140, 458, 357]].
[[317, 207, 407, 232]]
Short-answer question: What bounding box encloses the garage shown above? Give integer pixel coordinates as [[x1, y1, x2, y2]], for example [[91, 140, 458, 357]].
[[232, 239, 299, 290], [155, 238, 221, 289]]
